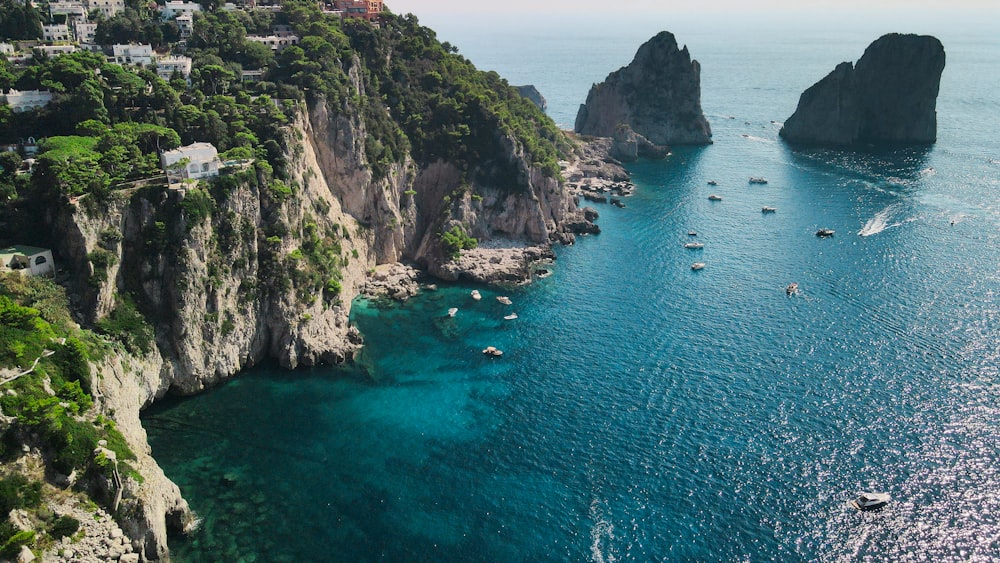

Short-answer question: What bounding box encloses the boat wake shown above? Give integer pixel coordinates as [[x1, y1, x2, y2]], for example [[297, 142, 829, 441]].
[[858, 205, 911, 237], [589, 498, 617, 563]]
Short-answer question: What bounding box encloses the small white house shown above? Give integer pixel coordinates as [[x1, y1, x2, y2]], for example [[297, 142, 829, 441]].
[[37, 44, 78, 58], [0, 246, 55, 277], [74, 21, 98, 45], [160, 0, 202, 19], [161, 142, 222, 183], [85, 0, 125, 18], [112, 43, 154, 67], [175, 12, 195, 39], [42, 24, 72, 42], [3, 90, 54, 113], [156, 55, 192, 82], [48, 1, 89, 19], [247, 34, 300, 52]]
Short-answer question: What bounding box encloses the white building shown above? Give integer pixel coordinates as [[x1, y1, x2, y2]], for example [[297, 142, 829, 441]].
[[0, 43, 14, 57], [48, 1, 88, 19], [3, 90, 54, 113], [156, 55, 192, 82], [161, 0, 202, 19], [175, 12, 195, 39], [43, 24, 73, 43], [0, 246, 55, 277], [161, 142, 222, 183], [112, 43, 154, 67], [247, 34, 300, 52], [37, 45, 78, 58], [74, 21, 98, 45], [85, 0, 125, 18]]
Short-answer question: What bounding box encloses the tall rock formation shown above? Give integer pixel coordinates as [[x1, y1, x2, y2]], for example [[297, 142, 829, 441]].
[[780, 33, 945, 146], [574, 31, 712, 146]]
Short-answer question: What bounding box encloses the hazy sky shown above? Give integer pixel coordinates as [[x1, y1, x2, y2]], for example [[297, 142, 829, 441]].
[[386, 0, 996, 16]]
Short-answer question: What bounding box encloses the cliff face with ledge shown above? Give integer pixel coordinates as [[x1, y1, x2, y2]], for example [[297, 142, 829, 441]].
[[575, 31, 712, 146], [780, 33, 946, 146], [50, 79, 592, 558]]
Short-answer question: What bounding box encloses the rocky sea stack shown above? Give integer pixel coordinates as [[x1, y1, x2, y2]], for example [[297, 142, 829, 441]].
[[574, 31, 712, 153], [780, 33, 946, 146]]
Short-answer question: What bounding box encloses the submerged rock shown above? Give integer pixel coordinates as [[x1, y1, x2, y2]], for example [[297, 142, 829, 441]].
[[780, 33, 946, 146], [575, 31, 712, 146]]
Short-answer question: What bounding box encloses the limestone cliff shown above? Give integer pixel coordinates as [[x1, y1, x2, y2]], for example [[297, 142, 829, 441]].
[[49, 79, 591, 557], [779, 34, 946, 146], [515, 85, 547, 111], [575, 31, 712, 146]]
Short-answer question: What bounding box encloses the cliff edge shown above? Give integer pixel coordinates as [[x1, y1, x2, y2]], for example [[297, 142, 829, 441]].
[[780, 33, 945, 146], [574, 31, 712, 147]]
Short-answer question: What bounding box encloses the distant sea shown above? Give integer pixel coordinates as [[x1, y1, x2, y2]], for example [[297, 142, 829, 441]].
[[144, 11, 1000, 561]]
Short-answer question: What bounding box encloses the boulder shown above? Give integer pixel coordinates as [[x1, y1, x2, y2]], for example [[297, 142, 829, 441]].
[[575, 31, 712, 146], [514, 85, 547, 111], [780, 33, 945, 146]]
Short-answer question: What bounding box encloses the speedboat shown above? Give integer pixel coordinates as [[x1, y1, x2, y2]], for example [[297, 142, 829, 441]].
[[707, 180, 718, 186], [761, 206, 777, 213], [749, 177, 768, 184], [691, 262, 706, 271], [688, 231, 698, 237], [482, 346, 503, 357], [708, 194, 722, 201], [471, 290, 482, 300], [816, 228, 835, 237], [785, 283, 799, 296], [447, 307, 458, 317], [497, 296, 512, 305], [504, 313, 518, 320], [849, 492, 890, 511], [684, 242, 704, 249]]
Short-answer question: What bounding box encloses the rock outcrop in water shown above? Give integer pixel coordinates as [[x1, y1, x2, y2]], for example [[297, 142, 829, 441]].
[[780, 34, 946, 146], [574, 31, 712, 146]]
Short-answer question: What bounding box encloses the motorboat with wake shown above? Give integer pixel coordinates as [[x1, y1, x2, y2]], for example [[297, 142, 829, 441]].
[[786, 283, 799, 296]]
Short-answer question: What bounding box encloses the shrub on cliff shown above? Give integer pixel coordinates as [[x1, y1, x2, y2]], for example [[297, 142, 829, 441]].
[[440, 225, 478, 260]]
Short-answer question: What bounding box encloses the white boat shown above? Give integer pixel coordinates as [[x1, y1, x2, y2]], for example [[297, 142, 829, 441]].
[[471, 290, 482, 300], [749, 177, 768, 184], [762, 206, 777, 213], [816, 228, 835, 238], [497, 296, 512, 305], [785, 283, 799, 296], [688, 231, 698, 237], [708, 194, 722, 201], [447, 308, 458, 317], [684, 242, 704, 249], [691, 262, 705, 271], [504, 313, 518, 320], [482, 346, 503, 357], [849, 492, 890, 511]]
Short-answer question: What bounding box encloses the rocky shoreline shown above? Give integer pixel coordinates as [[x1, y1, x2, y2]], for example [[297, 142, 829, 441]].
[[361, 135, 631, 300]]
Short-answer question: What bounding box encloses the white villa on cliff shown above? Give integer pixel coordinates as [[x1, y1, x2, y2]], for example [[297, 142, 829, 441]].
[[0, 246, 55, 277], [161, 143, 222, 184]]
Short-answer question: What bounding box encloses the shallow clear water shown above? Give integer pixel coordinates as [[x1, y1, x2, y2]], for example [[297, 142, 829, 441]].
[[145, 14, 1000, 562]]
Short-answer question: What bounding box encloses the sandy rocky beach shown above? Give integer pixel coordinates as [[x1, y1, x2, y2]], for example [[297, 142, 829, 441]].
[[363, 137, 633, 300]]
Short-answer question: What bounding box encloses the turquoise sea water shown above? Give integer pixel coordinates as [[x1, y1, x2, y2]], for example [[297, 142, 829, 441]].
[[144, 13, 1000, 562]]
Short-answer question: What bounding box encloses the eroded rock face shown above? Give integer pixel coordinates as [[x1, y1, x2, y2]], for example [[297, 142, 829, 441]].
[[780, 33, 945, 146], [515, 85, 547, 111], [575, 31, 712, 146]]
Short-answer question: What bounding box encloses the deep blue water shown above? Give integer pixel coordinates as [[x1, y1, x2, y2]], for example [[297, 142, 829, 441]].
[[144, 13, 1000, 562]]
